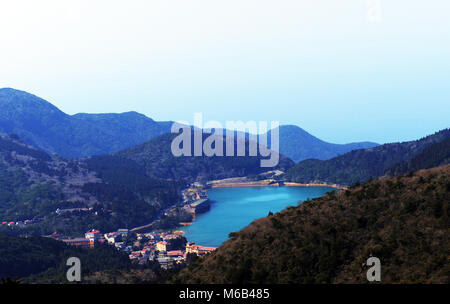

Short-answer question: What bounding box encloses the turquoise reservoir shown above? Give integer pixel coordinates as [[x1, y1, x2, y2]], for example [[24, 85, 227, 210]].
[[180, 186, 335, 247]]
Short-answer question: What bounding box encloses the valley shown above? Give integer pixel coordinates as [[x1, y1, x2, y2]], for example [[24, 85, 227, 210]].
[[0, 88, 448, 284]]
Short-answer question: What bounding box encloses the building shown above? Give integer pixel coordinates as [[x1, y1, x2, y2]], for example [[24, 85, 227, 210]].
[[156, 241, 168, 252], [185, 242, 216, 256], [104, 232, 120, 244], [167, 250, 184, 257], [157, 256, 174, 269], [62, 238, 92, 249], [189, 199, 210, 214], [85, 229, 101, 241]]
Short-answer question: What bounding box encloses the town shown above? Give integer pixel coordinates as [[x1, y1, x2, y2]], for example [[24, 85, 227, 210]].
[[47, 228, 216, 270], [28, 183, 217, 270]]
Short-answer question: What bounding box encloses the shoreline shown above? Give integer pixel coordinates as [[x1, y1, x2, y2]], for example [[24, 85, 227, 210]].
[[175, 180, 343, 246], [210, 181, 346, 190]]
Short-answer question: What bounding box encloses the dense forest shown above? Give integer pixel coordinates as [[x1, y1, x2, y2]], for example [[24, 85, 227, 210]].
[[285, 128, 450, 186], [386, 137, 450, 176], [0, 233, 132, 282], [173, 165, 450, 284], [116, 131, 295, 182], [0, 135, 181, 236]]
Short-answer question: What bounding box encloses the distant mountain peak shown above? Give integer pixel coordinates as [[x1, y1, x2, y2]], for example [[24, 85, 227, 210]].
[[0, 88, 378, 161], [0, 87, 64, 113]]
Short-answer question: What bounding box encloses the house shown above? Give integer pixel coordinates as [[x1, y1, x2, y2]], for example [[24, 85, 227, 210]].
[[185, 242, 216, 256], [157, 256, 174, 269], [104, 232, 120, 244], [85, 229, 101, 241], [62, 238, 92, 249], [167, 250, 184, 257], [156, 241, 168, 252]]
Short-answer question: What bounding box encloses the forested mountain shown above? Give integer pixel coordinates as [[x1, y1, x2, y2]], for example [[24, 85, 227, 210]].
[[174, 165, 450, 284], [268, 125, 378, 162], [385, 137, 450, 176], [285, 128, 450, 186], [0, 88, 172, 158], [115, 131, 295, 182], [0, 135, 180, 236], [0, 233, 131, 281], [0, 88, 377, 161]]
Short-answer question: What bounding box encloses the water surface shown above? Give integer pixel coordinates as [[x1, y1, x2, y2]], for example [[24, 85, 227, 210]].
[[180, 186, 334, 247]]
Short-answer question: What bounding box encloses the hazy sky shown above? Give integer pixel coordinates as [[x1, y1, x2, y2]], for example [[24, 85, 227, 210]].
[[1, 0, 449, 144]]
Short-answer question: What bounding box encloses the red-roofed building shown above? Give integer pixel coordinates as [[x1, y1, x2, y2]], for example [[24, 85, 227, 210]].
[[185, 242, 217, 256], [167, 250, 184, 257]]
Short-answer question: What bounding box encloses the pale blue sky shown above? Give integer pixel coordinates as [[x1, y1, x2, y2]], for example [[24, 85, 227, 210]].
[[0, 0, 449, 144]]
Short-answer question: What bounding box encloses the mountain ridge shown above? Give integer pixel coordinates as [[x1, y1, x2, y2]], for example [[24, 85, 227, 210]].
[[0, 88, 173, 158], [285, 128, 450, 186], [0, 134, 180, 236], [271, 125, 378, 162], [0, 88, 378, 161]]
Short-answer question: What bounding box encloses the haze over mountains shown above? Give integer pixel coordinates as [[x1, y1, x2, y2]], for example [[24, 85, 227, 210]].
[[267, 125, 378, 162], [0, 88, 378, 161], [0, 88, 172, 158]]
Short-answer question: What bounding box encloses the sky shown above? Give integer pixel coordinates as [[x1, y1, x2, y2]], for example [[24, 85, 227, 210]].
[[0, 0, 449, 144]]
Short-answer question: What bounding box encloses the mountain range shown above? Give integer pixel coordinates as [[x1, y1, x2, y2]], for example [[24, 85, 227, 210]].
[[0, 88, 449, 284], [286, 128, 450, 186], [115, 131, 294, 182], [0, 88, 378, 161], [0, 88, 172, 159], [0, 134, 180, 236]]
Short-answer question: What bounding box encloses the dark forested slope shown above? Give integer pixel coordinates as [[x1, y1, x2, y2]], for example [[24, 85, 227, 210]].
[[285, 129, 450, 186], [174, 165, 450, 284], [116, 131, 295, 182], [0, 135, 179, 236], [0, 233, 131, 281]]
